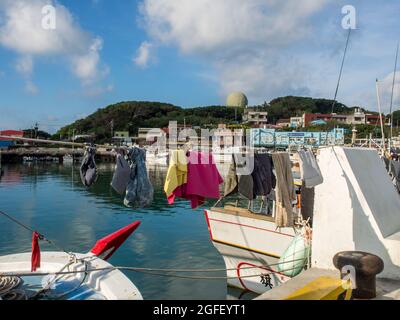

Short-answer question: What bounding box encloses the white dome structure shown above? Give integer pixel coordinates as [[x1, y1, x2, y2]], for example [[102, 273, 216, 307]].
[[226, 92, 248, 108]]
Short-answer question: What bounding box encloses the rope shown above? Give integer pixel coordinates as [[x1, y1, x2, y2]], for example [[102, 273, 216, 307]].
[[0, 210, 73, 257], [0, 262, 307, 281]]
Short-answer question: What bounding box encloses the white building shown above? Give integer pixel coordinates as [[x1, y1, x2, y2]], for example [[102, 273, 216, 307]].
[[243, 109, 269, 126]]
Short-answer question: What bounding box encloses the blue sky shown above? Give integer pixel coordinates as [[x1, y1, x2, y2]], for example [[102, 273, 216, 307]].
[[0, 0, 399, 133]]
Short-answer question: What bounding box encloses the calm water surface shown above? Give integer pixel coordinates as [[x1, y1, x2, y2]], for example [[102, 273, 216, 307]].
[[0, 163, 236, 300]]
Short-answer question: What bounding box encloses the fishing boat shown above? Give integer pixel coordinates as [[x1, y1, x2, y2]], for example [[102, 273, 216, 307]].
[[145, 147, 169, 166], [62, 154, 82, 164], [0, 221, 143, 300], [205, 146, 400, 298]]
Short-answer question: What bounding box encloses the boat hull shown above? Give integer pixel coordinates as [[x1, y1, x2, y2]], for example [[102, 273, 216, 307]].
[[0, 252, 143, 300], [205, 208, 297, 294]]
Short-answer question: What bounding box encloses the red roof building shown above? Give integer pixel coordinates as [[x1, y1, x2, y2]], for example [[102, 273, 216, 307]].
[[0, 130, 24, 141]]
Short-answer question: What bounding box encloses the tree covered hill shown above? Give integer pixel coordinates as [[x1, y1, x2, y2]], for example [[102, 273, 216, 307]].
[[55, 101, 241, 141], [55, 96, 376, 141]]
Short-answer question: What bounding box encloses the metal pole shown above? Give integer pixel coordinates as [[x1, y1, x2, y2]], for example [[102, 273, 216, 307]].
[[389, 42, 399, 149], [332, 28, 352, 114], [376, 79, 386, 152]]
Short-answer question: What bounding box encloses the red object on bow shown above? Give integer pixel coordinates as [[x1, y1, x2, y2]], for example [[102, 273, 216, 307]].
[[31, 232, 41, 272], [90, 221, 141, 261]]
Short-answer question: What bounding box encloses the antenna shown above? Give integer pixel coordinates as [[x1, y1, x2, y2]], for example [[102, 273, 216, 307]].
[[331, 28, 352, 114]]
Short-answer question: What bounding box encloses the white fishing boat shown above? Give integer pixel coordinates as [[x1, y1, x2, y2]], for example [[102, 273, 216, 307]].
[[205, 146, 400, 298], [62, 154, 82, 164], [0, 221, 143, 300], [145, 147, 169, 166], [204, 206, 298, 294]]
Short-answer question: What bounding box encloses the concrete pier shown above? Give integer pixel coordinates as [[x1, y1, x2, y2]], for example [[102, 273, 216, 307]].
[[0, 147, 116, 163]]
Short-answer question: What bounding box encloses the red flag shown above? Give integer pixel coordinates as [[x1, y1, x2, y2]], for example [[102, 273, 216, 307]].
[[31, 232, 41, 272]]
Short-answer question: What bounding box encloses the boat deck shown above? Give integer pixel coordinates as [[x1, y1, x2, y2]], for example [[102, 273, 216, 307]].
[[211, 206, 276, 223]]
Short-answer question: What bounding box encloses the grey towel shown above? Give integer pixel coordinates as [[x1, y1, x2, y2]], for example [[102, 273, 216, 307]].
[[111, 154, 131, 195], [272, 153, 296, 227], [124, 147, 154, 208], [224, 154, 254, 200], [80, 147, 98, 187]]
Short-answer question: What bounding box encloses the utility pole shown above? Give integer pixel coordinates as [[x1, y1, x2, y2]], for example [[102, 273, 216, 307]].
[[34, 122, 39, 139]]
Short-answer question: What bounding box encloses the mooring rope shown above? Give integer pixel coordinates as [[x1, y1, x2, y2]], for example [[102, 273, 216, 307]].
[[0, 262, 307, 281], [0, 210, 74, 258]]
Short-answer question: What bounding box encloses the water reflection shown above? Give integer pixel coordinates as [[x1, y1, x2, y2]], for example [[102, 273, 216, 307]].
[[0, 163, 248, 300]]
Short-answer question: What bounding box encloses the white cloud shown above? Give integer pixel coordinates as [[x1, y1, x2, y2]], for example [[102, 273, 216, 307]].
[[138, 0, 331, 103], [25, 80, 38, 95], [0, 0, 109, 90], [133, 41, 154, 68], [379, 71, 400, 113], [71, 37, 106, 84], [15, 55, 34, 76]]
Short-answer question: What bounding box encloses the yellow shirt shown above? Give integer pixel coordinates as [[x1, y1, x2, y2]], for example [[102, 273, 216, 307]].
[[164, 150, 188, 196]]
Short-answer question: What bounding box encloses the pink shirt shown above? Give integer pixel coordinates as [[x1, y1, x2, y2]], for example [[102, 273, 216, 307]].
[[168, 152, 223, 209]]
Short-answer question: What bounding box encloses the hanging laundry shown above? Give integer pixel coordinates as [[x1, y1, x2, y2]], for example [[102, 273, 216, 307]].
[[224, 153, 276, 200], [252, 153, 276, 197], [80, 146, 98, 187], [31, 232, 41, 272], [224, 154, 253, 200], [169, 151, 223, 209], [272, 153, 296, 228], [164, 150, 188, 199], [124, 147, 154, 208], [111, 153, 131, 195], [298, 149, 323, 188]]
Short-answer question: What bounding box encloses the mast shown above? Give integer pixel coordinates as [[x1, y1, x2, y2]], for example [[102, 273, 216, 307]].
[[389, 42, 399, 149], [376, 79, 386, 152], [331, 28, 352, 114]]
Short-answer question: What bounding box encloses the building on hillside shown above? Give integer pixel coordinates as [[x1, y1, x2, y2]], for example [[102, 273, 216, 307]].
[[302, 109, 386, 127], [276, 119, 291, 128], [112, 131, 133, 146], [0, 130, 24, 149], [365, 114, 385, 125], [289, 117, 303, 128], [243, 109, 269, 127], [345, 108, 366, 125]]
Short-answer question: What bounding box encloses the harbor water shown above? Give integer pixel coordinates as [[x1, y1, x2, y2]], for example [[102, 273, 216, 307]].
[[0, 163, 252, 300]]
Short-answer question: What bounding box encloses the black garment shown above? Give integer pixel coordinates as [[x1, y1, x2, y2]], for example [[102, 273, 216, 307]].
[[252, 153, 276, 197], [224, 153, 276, 200]]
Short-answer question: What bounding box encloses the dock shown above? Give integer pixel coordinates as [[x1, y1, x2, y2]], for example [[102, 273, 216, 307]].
[[255, 268, 400, 300], [0, 147, 116, 163]]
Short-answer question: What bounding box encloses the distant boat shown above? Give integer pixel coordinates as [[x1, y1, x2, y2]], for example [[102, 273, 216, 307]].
[[145, 147, 169, 166], [62, 154, 82, 164], [0, 221, 143, 300]]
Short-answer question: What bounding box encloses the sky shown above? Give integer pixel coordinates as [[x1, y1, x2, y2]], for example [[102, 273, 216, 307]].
[[0, 0, 399, 133]]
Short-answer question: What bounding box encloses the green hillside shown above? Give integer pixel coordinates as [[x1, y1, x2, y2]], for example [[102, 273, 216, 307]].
[[55, 101, 241, 141], [55, 96, 384, 142]]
